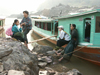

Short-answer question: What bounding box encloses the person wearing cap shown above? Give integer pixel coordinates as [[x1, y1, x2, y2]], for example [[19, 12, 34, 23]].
[[57, 24, 78, 62], [54, 25, 70, 51], [20, 11, 32, 48]]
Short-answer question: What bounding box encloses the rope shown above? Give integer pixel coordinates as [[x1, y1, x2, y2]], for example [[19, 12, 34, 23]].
[[64, 46, 86, 55]]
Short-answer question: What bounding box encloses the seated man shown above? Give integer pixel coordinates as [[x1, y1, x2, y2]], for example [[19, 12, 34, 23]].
[[57, 24, 78, 62], [54, 26, 70, 51]]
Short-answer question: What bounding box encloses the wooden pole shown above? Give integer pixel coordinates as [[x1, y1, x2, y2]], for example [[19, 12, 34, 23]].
[[28, 35, 57, 44]]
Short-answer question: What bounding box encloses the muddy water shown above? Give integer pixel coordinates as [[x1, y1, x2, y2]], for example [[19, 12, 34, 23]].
[[32, 31, 100, 75]]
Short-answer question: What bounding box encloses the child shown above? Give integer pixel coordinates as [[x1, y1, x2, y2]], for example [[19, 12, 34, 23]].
[[12, 19, 24, 42]]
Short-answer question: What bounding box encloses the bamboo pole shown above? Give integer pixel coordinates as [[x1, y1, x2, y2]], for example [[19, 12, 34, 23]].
[[28, 35, 57, 44]]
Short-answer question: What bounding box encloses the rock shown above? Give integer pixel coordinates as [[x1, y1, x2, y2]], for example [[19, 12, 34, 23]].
[[0, 73, 4, 75], [45, 57, 52, 64], [66, 69, 82, 75], [47, 51, 55, 55], [0, 59, 2, 62], [38, 62, 47, 68], [0, 38, 39, 75], [0, 63, 3, 72], [61, 66, 69, 72], [38, 56, 52, 64], [38, 58, 43, 62], [0, 71, 8, 75], [45, 67, 55, 75], [32, 45, 53, 55], [0, 48, 13, 59], [39, 70, 48, 75], [57, 72, 67, 75], [8, 70, 25, 75]]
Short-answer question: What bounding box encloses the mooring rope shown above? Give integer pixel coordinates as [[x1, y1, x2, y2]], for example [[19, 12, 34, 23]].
[[63, 46, 86, 55]]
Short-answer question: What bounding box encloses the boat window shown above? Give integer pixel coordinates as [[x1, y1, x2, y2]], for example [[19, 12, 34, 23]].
[[43, 23, 47, 30], [47, 23, 51, 31], [95, 17, 100, 32], [35, 22, 41, 28], [55, 22, 58, 35], [84, 18, 91, 42]]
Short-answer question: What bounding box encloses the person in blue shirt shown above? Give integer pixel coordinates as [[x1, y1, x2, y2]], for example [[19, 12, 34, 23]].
[[12, 19, 24, 42]]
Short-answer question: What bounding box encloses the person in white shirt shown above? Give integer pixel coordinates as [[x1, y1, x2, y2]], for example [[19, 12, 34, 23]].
[[54, 26, 70, 50]]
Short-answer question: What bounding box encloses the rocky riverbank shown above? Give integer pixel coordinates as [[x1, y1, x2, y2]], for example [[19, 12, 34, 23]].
[[0, 38, 82, 75], [32, 45, 82, 75], [0, 38, 39, 75]]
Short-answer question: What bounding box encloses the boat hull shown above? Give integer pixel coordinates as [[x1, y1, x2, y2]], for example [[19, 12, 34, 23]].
[[74, 47, 100, 66], [32, 29, 100, 66]]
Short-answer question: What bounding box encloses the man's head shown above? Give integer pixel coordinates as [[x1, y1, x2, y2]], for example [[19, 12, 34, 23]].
[[71, 24, 76, 30], [23, 11, 29, 18], [58, 26, 64, 31]]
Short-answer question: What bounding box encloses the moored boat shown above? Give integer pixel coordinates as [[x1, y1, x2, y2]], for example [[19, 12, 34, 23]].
[[32, 9, 100, 66], [0, 17, 5, 34]]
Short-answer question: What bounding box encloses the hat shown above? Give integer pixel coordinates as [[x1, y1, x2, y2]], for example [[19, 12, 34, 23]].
[[58, 26, 64, 29]]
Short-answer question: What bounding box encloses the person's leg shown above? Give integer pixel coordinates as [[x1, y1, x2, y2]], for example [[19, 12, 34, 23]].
[[13, 36, 24, 42], [23, 30, 30, 48], [54, 40, 69, 51], [57, 40, 61, 47], [19, 37, 25, 42], [57, 39, 64, 47], [54, 40, 61, 50], [60, 40, 69, 47]]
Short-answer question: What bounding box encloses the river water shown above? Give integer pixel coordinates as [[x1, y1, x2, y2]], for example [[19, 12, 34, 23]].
[[2, 18, 100, 75]]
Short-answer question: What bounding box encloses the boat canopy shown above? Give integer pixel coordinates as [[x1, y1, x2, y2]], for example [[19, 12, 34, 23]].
[[0, 16, 5, 20], [57, 9, 100, 19], [32, 19, 53, 23]]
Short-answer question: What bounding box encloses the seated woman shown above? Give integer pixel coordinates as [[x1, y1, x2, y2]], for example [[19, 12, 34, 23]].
[[54, 26, 70, 51], [12, 19, 24, 42], [57, 24, 78, 62]]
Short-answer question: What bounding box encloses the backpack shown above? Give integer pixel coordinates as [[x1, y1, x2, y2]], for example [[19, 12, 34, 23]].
[[6, 26, 13, 36]]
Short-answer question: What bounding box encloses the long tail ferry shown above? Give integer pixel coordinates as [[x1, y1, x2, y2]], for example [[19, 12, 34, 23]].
[[0, 17, 5, 34], [32, 9, 100, 66]]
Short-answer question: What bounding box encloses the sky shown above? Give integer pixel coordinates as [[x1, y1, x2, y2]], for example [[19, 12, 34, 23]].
[[0, 0, 46, 16]]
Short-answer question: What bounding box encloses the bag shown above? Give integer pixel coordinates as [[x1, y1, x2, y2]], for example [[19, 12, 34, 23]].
[[63, 31, 69, 40], [14, 32, 24, 38], [6, 26, 13, 36]]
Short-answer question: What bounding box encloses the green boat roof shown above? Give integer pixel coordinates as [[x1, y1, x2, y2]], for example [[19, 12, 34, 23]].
[[58, 9, 100, 19], [32, 19, 53, 22]]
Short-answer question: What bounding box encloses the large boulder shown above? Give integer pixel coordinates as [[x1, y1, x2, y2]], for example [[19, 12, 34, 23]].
[[32, 45, 53, 55], [0, 38, 39, 75]]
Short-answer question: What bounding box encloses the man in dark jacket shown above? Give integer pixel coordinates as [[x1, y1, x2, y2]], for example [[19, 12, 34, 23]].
[[20, 11, 32, 48], [57, 24, 78, 62]]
